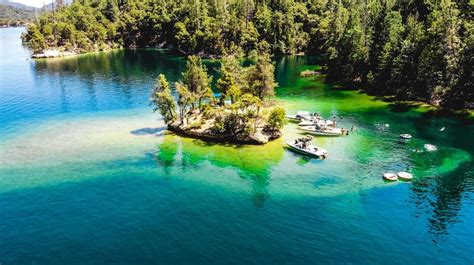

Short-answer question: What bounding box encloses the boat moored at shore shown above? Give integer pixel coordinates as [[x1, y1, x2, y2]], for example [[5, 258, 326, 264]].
[[286, 111, 313, 122], [299, 126, 347, 136], [298, 119, 335, 127]]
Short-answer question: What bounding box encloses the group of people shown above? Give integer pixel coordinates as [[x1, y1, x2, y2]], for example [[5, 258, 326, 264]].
[[305, 112, 357, 135], [294, 137, 312, 149], [340, 126, 356, 135]]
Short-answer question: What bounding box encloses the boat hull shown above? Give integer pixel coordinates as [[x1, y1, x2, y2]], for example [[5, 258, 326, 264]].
[[399, 134, 412, 139], [298, 120, 315, 126], [299, 127, 343, 136], [287, 112, 313, 123], [383, 173, 398, 181], [298, 120, 335, 127], [286, 143, 327, 158], [287, 115, 312, 123], [397, 172, 413, 180]]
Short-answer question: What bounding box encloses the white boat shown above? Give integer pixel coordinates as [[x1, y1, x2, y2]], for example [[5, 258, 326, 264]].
[[400, 134, 412, 139], [286, 111, 313, 122], [423, 144, 437, 152], [397, 172, 413, 180], [286, 141, 327, 159], [298, 119, 335, 127], [299, 126, 345, 136], [383, 173, 397, 181], [318, 119, 335, 127], [298, 120, 315, 126]]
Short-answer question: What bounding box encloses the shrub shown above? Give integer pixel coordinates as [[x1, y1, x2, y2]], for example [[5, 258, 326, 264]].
[[266, 107, 286, 131], [188, 120, 203, 130], [211, 115, 226, 135]]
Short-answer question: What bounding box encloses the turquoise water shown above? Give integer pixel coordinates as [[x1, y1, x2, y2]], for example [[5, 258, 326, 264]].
[[1, 27, 473, 264]]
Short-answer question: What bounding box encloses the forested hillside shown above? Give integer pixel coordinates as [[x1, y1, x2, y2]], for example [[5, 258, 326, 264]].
[[21, 0, 473, 109], [0, 3, 35, 26]]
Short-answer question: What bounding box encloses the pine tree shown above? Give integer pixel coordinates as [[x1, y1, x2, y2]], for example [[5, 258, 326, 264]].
[[181, 56, 213, 108], [419, 0, 462, 105], [246, 53, 277, 100], [151, 74, 177, 123], [391, 16, 425, 99], [374, 11, 405, 94]]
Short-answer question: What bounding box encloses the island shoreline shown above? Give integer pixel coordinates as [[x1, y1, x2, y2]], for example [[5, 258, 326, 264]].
[[167, 123, 282, 145]]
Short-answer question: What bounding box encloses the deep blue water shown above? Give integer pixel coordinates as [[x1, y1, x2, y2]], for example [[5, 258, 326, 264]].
[[0, 27, 473, 265]]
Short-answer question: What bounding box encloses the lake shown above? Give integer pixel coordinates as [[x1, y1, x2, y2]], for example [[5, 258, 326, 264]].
[[0, 27, 473, 264]]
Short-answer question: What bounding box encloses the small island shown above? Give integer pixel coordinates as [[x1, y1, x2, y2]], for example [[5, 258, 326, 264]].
[[151, 54, 285, 145]]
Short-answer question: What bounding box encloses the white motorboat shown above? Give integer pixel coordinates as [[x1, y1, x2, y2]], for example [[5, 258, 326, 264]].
[[397, 172, 413, 180], [286, 111, 313, 122], [298, 119, 335, 127], [298, 120, 315, 126], [383, 173, 397, 181], [400, 134, 412, 139], [423, 144, 437, 152], [317, 119, 335, 127], [286, 138, 327, 159], [299, 126, 345, 136]]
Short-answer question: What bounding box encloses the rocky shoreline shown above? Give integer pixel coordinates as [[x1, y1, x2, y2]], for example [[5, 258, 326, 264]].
[[30, 47, 120, 59], [31, 49, 77, 59], [167, 120, 282, 145]]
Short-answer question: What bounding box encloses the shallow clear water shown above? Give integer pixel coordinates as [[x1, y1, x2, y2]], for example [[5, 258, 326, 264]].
[[1, 27, 473, 264]]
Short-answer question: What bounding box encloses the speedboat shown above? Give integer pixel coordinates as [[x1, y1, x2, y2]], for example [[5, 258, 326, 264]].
[[317, 119, 335, 127], [399, 134, 412, 139], [383, 173, 397, 181], [286, 139, 327, 159], [298, 119, 335, 127], [397, 172, 413, 180], [299, 126, 345, 136], [423, 144, 437, 152], [298, 120, 315, 126], [286, 111, 313, 122]]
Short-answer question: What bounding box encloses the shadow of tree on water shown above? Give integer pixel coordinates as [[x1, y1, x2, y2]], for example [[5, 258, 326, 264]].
[[387, 102, 421, 113], [130, 127, 167, 135], [409, 162, 473, 241], [154, 134, 284, 207]]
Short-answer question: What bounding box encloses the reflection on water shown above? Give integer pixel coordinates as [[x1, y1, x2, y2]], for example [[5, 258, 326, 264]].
[[130, 127, 167, 136], [32, 49, 185, 112], [2, 48, 188, 137], [410, 163, 474, 239], [156, 134, 285, 206], [33, 49, 184, 79]]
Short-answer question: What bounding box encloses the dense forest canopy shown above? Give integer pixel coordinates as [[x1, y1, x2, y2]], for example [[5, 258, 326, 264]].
[[22, 0, 473, 109]]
